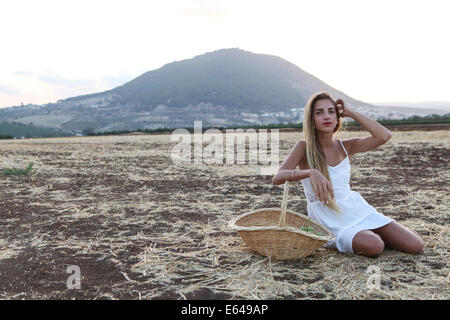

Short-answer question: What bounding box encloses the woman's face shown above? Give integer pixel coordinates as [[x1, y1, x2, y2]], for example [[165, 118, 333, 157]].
[[313, 99, 338, 132]]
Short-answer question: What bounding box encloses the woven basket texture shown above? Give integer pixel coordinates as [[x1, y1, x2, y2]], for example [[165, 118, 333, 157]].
[[229, 181, 335, 260]]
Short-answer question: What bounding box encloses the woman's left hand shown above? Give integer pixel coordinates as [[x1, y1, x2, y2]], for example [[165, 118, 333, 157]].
[[336, 99, 354, 119]]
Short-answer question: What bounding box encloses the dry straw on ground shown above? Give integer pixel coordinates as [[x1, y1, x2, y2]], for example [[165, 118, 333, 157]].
[[0, 129, 448, 299]]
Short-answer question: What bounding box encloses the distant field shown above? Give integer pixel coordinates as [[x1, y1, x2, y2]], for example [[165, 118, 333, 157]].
[[0, 128, 448, 299], [15, 114, 72, 129]]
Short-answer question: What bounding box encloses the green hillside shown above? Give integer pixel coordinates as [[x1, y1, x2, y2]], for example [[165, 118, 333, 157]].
[[0, 121, 72, 139]]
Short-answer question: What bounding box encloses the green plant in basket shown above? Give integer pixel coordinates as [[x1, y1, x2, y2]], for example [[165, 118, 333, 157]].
[[300, 225, 323, 237], [300, 225, 314, 233]]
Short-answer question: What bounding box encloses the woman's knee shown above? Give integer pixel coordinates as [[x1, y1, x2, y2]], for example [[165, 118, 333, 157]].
[[376, 223, 425, 254], [404, 235, 425, 254], [365, 237, 385, 257], [352, 231, 385, 257]]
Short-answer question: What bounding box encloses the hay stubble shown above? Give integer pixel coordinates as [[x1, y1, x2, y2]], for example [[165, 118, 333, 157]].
[[0, 131, 448, 299]]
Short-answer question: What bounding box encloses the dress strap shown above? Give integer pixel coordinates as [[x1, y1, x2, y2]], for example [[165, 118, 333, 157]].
[[339, 139, 349, 157]]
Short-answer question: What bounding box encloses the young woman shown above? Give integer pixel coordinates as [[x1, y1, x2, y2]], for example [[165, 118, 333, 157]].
[[272, 92, 424, 257]]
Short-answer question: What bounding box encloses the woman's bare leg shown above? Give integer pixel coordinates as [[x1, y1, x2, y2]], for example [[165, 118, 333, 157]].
[[372, 221, 424, 254], [352, 230, 385, 257]]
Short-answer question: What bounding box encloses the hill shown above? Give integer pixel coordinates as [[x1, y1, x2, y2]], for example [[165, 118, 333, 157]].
[[0, 48, 426, 134]]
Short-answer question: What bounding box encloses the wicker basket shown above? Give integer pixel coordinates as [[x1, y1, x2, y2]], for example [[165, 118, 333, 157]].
[[229, 180, 335, 260]]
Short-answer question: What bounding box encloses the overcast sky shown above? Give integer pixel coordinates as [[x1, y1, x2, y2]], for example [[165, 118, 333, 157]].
[[0, 0, 449, 108]]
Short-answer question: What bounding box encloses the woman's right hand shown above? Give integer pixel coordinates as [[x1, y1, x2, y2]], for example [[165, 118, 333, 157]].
[[309, 169, 335, 203]]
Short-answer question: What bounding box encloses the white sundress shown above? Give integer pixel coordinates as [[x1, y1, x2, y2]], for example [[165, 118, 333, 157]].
[[299, 139, 393, 253]]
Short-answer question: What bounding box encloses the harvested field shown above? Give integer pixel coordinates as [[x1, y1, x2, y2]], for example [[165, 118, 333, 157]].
[[0, 128, 449, 300]]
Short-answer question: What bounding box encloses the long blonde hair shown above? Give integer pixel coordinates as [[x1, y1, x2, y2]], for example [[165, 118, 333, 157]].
[[303, 91, 343, 213]]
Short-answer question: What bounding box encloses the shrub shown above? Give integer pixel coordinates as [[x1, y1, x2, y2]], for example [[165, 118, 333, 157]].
[[1, 162, 34, 176]]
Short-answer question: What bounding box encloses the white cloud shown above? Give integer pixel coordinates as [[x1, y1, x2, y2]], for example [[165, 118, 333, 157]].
[[0, 84, 21, 96], [180, 0, 228, 18], [0, 0, 449, 108], [0, 71, 139, 107]]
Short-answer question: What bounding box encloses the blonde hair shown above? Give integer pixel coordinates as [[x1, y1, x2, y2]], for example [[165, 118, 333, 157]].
[[303, 91, 343, 213]]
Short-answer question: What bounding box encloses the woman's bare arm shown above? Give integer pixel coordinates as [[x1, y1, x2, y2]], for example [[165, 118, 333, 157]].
[[341, 106, 392, 155], [272, 169, 314, 185], [272, 141, 303, 185], [272, 140, 336, 201], [272, 141, 313, 185]]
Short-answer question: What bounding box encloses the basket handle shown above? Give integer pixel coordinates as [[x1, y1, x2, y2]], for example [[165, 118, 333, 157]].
[[278, 180, 290, 227]]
